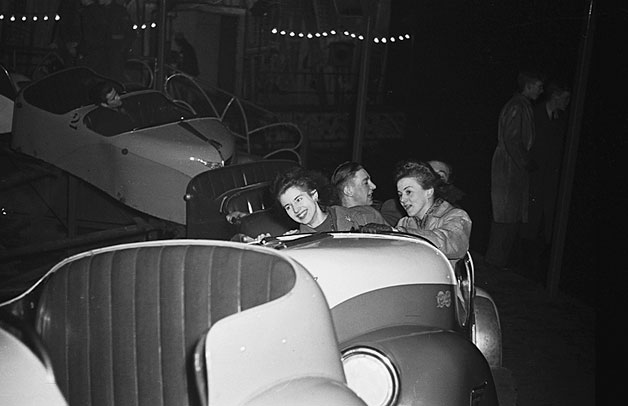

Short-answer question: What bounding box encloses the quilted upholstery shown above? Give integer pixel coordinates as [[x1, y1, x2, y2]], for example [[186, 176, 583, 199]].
[[218, 182, 274, 215], [185, 160, 299, 239], [35, 243, 296, 406]]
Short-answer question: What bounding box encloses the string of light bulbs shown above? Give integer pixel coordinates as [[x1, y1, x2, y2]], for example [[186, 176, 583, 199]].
[[132, 22, 157, 30], [270, 27, 411, 44], [0, 13, 61, 22], [0, 13, 156, 31]]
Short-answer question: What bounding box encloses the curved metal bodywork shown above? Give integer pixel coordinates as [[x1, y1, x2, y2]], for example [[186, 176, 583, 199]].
[[200, 241, 366, 405], [0, 326, 67, 406], [277, 233, 501, 406], [341, 327, 498, 405], [0, 64, 20, 134], [10, 67, 236, 224]]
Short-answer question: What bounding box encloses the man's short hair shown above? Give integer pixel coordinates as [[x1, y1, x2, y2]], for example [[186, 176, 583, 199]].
[[545, 82, 570, 98], [331, 161, 363, 189], [517, 70, 543, 92]]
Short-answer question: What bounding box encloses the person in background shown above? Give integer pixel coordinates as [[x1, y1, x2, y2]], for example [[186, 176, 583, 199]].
[[85, 81, 135, 136], [55, 0, 82, 68], [173, 32, 199, 77], [485, 70, 544, 270], [361, 160, 472, 264], [521, 82, 571, 273], [427, 160, 466, 205], [330, 161, 389, 225], [274, 166, 388, 233]]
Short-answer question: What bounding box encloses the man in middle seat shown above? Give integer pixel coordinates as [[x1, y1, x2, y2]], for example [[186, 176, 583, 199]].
[[330, 161, 390, 226]]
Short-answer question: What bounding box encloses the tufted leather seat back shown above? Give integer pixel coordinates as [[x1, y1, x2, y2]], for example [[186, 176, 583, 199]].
[[185, 160, 299, 239], [218, 182, 274, 215], [35, 242, 296, 406]]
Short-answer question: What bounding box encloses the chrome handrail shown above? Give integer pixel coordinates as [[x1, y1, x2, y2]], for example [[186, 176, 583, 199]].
[[162, 68, 303, 164]]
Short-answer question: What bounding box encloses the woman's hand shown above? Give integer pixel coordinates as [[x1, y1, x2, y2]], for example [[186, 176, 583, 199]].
[[359, 223, 395, 234], [226, 210, 248, 224], [234, 232, 272, 243]]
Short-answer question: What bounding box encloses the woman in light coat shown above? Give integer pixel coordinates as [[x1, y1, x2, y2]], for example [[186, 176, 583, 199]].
[[362, 160, 472, 263]]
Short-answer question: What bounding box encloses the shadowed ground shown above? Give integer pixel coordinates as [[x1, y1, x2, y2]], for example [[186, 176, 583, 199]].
[[473, 252, 595, 406]]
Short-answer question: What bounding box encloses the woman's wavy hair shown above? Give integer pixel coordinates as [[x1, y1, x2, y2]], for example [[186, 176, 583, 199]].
[[272, 167, 337, 207], [394, 160, 445, 199]]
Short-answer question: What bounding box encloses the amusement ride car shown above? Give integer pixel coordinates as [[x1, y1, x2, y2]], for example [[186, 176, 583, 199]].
[[0, 239, 368, 406], [10, 66, 237, 225], [254, 231, 503, 406]]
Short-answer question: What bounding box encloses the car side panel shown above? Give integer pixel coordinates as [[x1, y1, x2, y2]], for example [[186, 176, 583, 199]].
[[331, 284, 461, 343]]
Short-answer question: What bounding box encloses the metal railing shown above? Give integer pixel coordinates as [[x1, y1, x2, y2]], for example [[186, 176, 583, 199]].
[[124, 57, 304, 164]]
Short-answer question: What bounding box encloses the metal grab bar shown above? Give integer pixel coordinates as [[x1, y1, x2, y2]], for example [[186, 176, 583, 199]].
[[163, 70, 303, 164]]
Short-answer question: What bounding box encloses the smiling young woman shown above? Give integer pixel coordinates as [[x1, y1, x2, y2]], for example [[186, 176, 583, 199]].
[[272, 167, 388, 233]]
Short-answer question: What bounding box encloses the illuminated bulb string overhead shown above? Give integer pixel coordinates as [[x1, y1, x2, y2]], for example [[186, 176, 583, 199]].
[[271, 27, 411, 44], [0, 13, 155, 31], [132, 22, 157, 30], [0, 13, 60, 21]]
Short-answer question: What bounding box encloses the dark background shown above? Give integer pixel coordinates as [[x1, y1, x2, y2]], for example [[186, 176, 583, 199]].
[[379, 3, 624, 397], [347, 0, 624, 310]]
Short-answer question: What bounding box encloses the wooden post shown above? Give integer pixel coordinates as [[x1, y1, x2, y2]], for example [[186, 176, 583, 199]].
[[154, 0, 167, 91], [546, 0, 596, 297], [351, 16, 371, 162]]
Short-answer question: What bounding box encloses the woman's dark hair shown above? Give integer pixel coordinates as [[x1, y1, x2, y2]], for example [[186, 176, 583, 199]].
[[272, 167, 336, 207], [394, 160, 445, 199], [88, 81, 114, 105]]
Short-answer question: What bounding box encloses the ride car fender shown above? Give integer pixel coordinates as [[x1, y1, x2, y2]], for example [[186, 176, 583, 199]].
[[474, 287, 503, 367], [340, 326, 499, 406]]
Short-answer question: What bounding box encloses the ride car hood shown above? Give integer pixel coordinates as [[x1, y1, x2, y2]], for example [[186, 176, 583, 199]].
[[278, 233, 456, 308], [109, 118, 235, 175]]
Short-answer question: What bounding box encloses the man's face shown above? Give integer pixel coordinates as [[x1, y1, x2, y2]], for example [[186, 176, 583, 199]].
[[348, 168, 376, 206], [526, 80, 544, 100], [105, 88, 122, 108], [555, 91, 571, 111]]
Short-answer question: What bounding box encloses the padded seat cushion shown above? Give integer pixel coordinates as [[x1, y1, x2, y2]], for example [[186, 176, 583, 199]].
[[219, 182, 298, 237], [218, 182, 274, 215], [35, 243, 296, 406], [186, 160, 299, 239]]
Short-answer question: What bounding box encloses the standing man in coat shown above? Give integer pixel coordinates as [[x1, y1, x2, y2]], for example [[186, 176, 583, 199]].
[[521, 82, 571, 273], [485, 71, 544, 269]]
